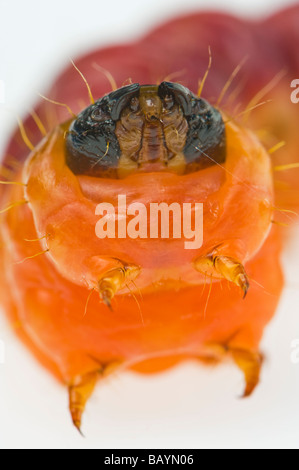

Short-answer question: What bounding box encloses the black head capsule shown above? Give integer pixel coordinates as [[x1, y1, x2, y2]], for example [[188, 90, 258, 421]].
[[65, 82, 226, 178], [65, 83, 140, 178], [159, 82, 226, 172]]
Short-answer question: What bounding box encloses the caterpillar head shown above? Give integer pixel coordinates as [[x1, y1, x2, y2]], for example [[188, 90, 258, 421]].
[[65, 82, 226, 178]]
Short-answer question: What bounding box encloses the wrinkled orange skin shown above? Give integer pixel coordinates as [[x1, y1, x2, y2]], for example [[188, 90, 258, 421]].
[[1, 5, 298, 427], [0, 116, 282, 383]]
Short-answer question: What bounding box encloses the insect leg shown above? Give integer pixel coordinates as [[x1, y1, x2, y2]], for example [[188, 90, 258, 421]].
[[98, 263, 140, 309], [231, 348, 263, 398], [194, 254, 249, 298], [68, 370, 100, 435]]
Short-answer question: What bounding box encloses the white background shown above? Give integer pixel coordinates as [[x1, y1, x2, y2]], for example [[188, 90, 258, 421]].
[[0, 0, 299, 450]]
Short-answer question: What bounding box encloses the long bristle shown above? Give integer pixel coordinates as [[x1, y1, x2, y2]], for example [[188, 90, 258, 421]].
[[71, 60, 95, 105], [197, 46, 212, 98]]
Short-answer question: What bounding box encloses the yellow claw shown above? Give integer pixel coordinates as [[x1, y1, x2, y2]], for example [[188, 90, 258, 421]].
[[68, 360, 123, 433], [98, 263, 140, 309], [203, 343, 263, 397], [231, 349, 263, 398], [213, 256, 249, 298], [69, 371, 100, 435], [194, 253, 249, 298]]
